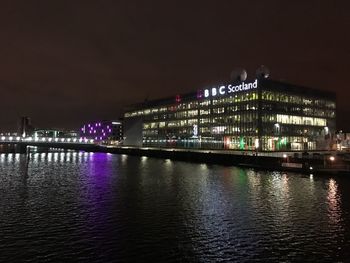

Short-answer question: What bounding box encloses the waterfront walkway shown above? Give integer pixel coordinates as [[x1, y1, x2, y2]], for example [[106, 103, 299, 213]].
[[100, 145, 350, 175]]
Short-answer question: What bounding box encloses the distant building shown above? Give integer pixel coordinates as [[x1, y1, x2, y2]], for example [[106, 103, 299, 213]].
[[80, 120, 123, 142], [123, 78, 336, 151], [336, 131, 350, 150], [33, 129, 79, 138], [18, 116, 34, 137]]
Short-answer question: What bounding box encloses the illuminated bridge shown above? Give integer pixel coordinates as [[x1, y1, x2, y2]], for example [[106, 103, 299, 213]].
[[0, 136, 97, 152]]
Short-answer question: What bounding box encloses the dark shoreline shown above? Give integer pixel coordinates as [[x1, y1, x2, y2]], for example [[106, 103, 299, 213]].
[[99, 146, 349, 176], [3, 143, 348, 176]]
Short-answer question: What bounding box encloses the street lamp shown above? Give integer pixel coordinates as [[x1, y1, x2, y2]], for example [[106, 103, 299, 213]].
[[329, 156, 335, 168]]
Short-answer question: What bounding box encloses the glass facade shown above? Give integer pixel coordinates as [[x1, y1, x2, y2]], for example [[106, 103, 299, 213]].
[[124, 79, 336, 151]]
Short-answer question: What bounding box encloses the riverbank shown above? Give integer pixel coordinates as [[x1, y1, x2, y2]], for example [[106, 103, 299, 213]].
[[1, 143, 349, 175], [96, 146, 350, 176]]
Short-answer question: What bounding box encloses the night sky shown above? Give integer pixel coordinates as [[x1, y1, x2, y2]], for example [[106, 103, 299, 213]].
[[1, 1, 349, 131]]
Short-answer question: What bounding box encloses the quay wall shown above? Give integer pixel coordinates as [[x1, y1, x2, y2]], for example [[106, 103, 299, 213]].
[[94, 146, 336, 175], [1, 142, 348, 175]]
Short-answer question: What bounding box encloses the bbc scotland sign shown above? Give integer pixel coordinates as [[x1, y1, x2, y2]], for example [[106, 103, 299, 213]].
[[204, 79, 258, 98]]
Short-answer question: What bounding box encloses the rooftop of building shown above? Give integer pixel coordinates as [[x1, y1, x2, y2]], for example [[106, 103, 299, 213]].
[[124, 78, 336, 112]]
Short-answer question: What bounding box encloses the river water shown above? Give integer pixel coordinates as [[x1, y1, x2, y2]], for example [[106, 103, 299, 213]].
[[0, 151, 349, 262]]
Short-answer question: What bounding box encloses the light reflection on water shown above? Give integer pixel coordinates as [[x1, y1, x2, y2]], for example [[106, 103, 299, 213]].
[[0, 152, 349, 262], [327, 178, 342, 225]]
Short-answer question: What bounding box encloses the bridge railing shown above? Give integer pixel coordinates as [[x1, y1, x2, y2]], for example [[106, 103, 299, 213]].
[[0, 136, 95, 144]]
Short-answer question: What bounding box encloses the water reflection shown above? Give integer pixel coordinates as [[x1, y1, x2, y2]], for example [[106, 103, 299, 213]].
[[0, 153, 349, 261], [327, 178, 342, 225], [121, 154, 128, 164], [82, 153, 115, 240], [18, 153, 30, 201]]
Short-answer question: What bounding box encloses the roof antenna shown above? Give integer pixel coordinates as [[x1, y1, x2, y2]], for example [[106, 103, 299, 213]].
[[256, 65, 270, 79], [230, 68, 247, 82]]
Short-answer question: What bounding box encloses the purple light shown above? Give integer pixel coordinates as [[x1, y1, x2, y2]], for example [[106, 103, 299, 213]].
[[80, 121, 119, 141], [197, 89, 203, 99]]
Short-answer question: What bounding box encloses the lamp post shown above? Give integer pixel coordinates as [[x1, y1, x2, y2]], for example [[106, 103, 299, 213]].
[[329, 156, 335, 168]]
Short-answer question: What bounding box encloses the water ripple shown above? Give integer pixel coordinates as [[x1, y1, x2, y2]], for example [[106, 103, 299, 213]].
[[0, 152, 349, 262]]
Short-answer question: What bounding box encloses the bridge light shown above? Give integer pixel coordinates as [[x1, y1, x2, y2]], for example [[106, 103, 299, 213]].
[[9, 136, 13, 141], [73, 138, 77, 142], [61, 138, 65, 142], [16, 137, 20, 141], [48, 138, 52, 142], [55, 138, 59, 142], [1, 136, 4, 140], [42, 138, 46, 142]]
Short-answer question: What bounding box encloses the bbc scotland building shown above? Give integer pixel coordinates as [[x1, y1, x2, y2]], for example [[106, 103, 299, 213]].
[[123, 77, 336, 151]]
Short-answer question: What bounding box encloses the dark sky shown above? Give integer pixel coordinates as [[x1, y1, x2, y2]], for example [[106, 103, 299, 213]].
[[1, 0, 349, 131]]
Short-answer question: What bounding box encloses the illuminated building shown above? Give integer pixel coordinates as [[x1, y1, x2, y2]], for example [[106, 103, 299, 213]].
[[80, 120, 123, 142], [123, 78, 336, 151], [33, 129, 77, 138]]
